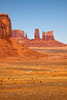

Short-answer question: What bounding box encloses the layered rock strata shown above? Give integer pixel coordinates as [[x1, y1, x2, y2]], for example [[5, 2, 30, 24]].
[[0, 13, 11, 40], [42, 32, 46, 40], [46, 31, 54, 40], [35, 29, 40, 39], [12, 30, 24, 40], [12, 28, 66, 47], [0, 13, 44, 59]]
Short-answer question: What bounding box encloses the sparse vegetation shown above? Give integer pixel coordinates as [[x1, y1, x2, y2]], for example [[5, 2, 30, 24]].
[[0, 47, 67, 100]]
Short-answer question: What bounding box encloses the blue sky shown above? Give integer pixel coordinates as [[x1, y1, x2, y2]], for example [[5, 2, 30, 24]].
[[0, 0, 67, 43]]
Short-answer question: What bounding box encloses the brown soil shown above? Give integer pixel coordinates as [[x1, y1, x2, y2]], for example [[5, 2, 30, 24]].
[[0, 38, 44, 59], [0, 47, 67, 100]]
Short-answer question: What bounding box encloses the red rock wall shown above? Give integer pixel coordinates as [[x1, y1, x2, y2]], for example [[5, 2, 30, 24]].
[[46, 31, 54, 40], [25, 33, 27, 39], [42, 32, 46, 40], [0, 13, 12, 40], [34, 29, 40, 39], [12, 29, 66, 47], [12, 30, 24, 40]]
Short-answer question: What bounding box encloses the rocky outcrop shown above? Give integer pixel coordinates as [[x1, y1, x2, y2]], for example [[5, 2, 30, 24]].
[[12, 29, 66, 47], [0, 13, 44, 59], [0, 13, 11, 40], [34, 29, 40, 39], [12, 30, 24, 40], [46, 31, 54, 40], [42, 32, 46, 40], [25, 33, 28, 39]]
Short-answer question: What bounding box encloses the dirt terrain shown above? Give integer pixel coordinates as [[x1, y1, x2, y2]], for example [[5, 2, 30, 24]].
[[0, 47, 67, 100], [0, 38, 44, 59]]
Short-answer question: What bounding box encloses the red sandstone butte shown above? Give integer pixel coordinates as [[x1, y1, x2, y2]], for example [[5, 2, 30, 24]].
[[46, 31, 54, 40], [0, 13, 44, 59], [0, 13, 11, 40], [25, 33, 28, 40], [12, 29, 66, 47], [35, 29, 40, 39], [12, 30, 24, 40], [42, 32, 46, 40]]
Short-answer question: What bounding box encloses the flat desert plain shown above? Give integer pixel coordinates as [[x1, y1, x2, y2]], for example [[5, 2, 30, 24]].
[[0, 47, 67, 100]]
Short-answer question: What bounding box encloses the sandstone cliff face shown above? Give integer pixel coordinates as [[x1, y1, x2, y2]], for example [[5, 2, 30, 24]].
[[0, 13, 44, 59], [12, 29, 66, 47], [46, 31, 54, 40], [42, 32, 46, 40], [25, 33, 28, 39], [0, 13, 11, 40], [34, 29, 40, 39], [12, 30, 24, 41]]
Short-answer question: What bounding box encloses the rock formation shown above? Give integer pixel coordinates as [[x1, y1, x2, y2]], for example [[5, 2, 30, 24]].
[[25, 33, 28, 39], [13, 29, 66, 47], [34, 29, 40, 39], [0, 13, 11, 40], [46, 31, 54, 40], [0, 13, 44, 59], [12, 28, 66, 47], [42, 32, 46, 40], [12, 29, 66, 47], [12, 30, 24, 40]]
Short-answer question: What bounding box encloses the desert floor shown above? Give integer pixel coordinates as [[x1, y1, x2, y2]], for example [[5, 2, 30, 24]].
[[0, 47, 67, 100]]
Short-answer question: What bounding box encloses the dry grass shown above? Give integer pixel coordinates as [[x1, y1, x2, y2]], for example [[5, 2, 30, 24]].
[[0, 47, 67, 100]]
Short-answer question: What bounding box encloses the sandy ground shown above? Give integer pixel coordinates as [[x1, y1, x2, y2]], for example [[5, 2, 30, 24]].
[[0, 47, 67, 100]]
